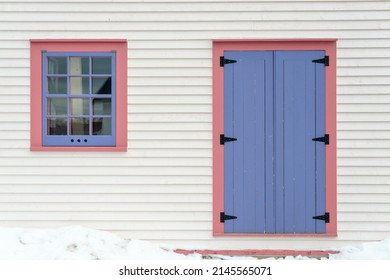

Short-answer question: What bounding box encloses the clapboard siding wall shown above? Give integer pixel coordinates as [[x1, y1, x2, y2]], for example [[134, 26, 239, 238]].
[[0, 0, 389, 249]]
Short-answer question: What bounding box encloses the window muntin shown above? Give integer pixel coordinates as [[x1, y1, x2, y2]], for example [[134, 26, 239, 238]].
[[42, 52, 116, 146]]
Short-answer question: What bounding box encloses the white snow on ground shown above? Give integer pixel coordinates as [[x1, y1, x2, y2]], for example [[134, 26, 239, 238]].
[[329, 238, 390, 260], [0, 226, 201, 260], [0, 226, 389, 260]]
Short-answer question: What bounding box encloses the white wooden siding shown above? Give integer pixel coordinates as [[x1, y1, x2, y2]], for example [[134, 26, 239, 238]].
[[0, 0, 389, 250]]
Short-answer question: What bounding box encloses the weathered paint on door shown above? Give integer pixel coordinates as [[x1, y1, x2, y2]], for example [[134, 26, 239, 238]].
[[223, 50, 326, 234]]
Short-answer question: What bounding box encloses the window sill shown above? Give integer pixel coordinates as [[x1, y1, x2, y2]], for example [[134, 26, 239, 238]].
[[30, 146, 127, 152]]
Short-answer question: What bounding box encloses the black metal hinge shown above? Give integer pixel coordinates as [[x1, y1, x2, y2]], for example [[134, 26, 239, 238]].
[[220, 134, 237, 145], [312, 212, 330, 223], [312, 56, 329, 66], [220, 212, 238, 223], [220, 56, 237, 67], [312, 134, 329, 145]]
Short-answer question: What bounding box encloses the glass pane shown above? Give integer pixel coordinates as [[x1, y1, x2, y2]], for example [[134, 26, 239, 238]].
[[48, 77, 67, 94], [47, 98, 67, 115], [70, 57, 89, 75], [70, 98, 89, 116], [93, 117, 112, 135], [47, 118, 67, 135], [70, 118, 89, 135], [48, 57, 67, 74], [70, 77, 89, 94], [92, 57, 111, 74], [93, 98, 111, 115], [92, 77, 111, 94]]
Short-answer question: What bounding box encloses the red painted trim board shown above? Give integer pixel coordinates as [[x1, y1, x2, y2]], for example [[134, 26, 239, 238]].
[[175, 249, 340, 257]]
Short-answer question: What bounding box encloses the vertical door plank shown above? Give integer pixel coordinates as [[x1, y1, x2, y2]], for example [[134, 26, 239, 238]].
[[314, 55, 327, 234]]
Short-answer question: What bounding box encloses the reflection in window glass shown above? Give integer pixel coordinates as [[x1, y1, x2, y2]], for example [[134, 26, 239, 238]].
[[47, 118, 67, 135], [70, 98, 90, 116], [47, 98, 67, 115], [70, 57, 89, 75], [48, 77, 67, 94], [70, 77, 89, 94], [70, 118, 89, 135], [93, 117, 112, 135], [92, 77, 111, 94], [92, 57, 111, 74], [48, 57, 67, 74], [93, 98, 111, 115]]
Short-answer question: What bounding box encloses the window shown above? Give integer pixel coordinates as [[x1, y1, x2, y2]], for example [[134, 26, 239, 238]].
[[43, 52, 115, 146], [212, 39, 337, 236], [30, 40, 127, 151]]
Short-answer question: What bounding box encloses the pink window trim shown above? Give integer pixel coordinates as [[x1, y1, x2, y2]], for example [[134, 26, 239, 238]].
[[212, 39, 337, 236], [30, 39, 128, 152]]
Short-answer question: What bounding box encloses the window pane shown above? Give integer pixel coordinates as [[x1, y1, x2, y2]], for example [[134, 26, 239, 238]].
[[92, 77, 111, 94], [47, 118, 67, 135], [70, 77, 89, 94], [70, 57, 89, 75], [92, 57, 111, 74], [70, 98, 89, 116], [70, 118, 89, 135], [48, 57, 67, 74], [93, 98, 111, 115], [48, 77, 67, 94], [93, 117, 112, 135], [47, 98, 67, 115]]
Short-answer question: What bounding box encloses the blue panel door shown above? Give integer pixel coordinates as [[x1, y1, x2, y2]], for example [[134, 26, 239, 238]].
[[223, 50, 326, 234], [223, 51, 274, 233]]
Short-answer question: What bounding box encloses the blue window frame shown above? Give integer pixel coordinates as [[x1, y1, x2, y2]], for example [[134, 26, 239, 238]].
[[42, 52, 116, 146]]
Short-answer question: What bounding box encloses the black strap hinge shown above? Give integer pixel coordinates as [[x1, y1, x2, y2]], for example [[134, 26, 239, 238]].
[[220, 56, 237, 67], [220, 134, 237, 145], [312, 134, 329, 145], [312, 56, 329, 66], [220, 212, 238, 223], [312, 212, 330, 223]]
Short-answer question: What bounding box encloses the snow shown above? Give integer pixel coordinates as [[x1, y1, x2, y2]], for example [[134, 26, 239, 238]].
[[0, 226, 199, 260], [0, 226, 389, 260], [329, 238, 390, 260]]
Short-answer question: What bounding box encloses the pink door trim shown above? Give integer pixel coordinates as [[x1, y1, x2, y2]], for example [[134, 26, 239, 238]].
[[213, 39, 337, 236]]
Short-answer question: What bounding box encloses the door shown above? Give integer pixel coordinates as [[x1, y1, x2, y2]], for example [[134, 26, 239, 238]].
[[223, 50, 326, 234]]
